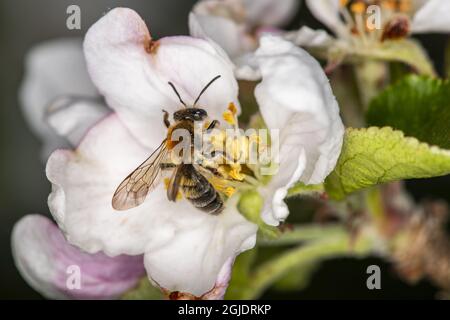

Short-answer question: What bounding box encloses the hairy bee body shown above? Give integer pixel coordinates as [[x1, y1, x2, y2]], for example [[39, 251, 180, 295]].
[[165, 108, 224, 215], [112, 76, 225, 214], [179, 164, 224, 215]]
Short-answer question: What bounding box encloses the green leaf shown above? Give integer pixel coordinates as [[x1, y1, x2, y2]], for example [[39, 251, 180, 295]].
[[287, 182, 324, 197], [259, 224, 345, 246], [325, 127, 450, 200], [367, 76, 450, 149], [224, 249, 257, 300], [445, 40, 450, 79]]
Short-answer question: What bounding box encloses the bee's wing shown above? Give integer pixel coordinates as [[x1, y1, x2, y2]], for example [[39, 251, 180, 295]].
[[166, 165, 183, 202], [112, 140, 168, 211]]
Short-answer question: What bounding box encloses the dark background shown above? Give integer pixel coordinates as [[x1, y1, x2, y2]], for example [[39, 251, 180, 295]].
[[0, 0, 448, 299]]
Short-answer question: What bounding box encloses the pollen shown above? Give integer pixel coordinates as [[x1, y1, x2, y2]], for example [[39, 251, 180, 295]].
[[339, 0, 349, 7], [164, 178, 170, 189], [217, 164, 245, 181], [228, 102, 238, 115], [229, 164, 245, 181], [163, 178, 182, 200], [350, 1, 365, 14], [223, 102, 239, 126], [381, 0, 397, 11], [223, 110, 236, 125], [224, 187, 236, 197], [398, 0, 412, 13]]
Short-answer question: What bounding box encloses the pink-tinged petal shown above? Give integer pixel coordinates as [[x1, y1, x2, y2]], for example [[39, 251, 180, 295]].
[[255, 36, 344, 226], [201, 256, 235, 300], [46, 115, 257, 295], [19, 38, 101, 159], [12, 215, 145, 300], [84, 8, 239, 149], [242, 0, 300, 27], [411, 0, 450, 34]]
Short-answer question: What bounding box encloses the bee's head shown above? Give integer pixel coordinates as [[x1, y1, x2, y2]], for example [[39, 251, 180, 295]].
[[174, 108, 208, 122]]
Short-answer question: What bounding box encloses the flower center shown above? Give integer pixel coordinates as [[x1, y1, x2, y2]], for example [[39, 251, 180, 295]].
[[164, 103, 270, 203], [339, 0, 412, 45], [203, 103, 265, 196]]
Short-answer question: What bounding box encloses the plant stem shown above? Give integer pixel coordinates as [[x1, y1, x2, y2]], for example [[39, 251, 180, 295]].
[[238, 229, 374, 299], [354, 60, 388, 108], [259, 224, 345, 246]]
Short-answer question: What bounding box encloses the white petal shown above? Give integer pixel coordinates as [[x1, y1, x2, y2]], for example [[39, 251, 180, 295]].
[[242, 0, 300, 27], [12, 215, 145, 299], [284, 26, 334, 48], [234, 52, 262, 81], [19, 38, 100, 159], [84, 8, 239, 148], [254, 36, 344, 225], [46, 97, 110, 146], [145, 198, 256, 296], [411, 0, 450, 33], [46, 115, 257, 295], [47, 115, 165, 255], [305, 0, 347, 37]]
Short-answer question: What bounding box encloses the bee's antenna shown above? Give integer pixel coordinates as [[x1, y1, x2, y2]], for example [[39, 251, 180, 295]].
[[193, 75, 221, 107], [168, 81, 187, 108]]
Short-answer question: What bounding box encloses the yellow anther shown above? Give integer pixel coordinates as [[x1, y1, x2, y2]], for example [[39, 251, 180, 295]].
[[339, 0, 349, 7], [222, 110, 236, 126], [381, 0, 396, 11], [228, 102, 238, 115], [229, 164, 245, 181], [223, 187, 236, 197], [398, 0, 411, 13], [350, 1, 366, 14], [217, 163, 245, 181], [209, 175, 237, 198]]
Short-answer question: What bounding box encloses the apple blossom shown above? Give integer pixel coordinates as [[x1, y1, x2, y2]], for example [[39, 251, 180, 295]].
[[299, 0, 450, 46], [12, 215, 145, 299], [19, 38, 110, 159], [287, 0, 450, 65], [13, 7, 343, 299], [189, 0, 300, 79]]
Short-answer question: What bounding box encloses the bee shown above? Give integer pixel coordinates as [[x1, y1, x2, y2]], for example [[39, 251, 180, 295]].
[[112, 75, 225, 215]]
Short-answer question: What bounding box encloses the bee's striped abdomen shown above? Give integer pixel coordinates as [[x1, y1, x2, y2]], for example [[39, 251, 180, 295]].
[[181, 165, 224, 215]]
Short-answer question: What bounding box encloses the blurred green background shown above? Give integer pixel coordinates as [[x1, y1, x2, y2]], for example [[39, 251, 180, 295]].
[[0, 0, 448, 299]]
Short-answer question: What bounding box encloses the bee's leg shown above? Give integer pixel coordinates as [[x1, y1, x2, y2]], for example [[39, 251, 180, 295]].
[[206, 120, 219, 132], [160, 163, 177, 170], [162, 109, 171, 128]]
